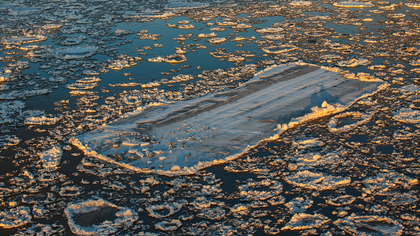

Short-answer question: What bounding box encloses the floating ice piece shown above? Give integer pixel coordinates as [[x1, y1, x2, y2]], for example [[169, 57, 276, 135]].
[[67, 77, 101, 90], [285, 170, 351, 191], [399, 85, 420, 95], [343, 72, 382, 82], [328, 110, 375, 133], [289, 1, 312, 7], [155, 219, 182, 231], [362, 172, 418, 196], [197, 32, 217, 38], [393, 129, 416, 141], [0, 206, 31, 229], [393, 108, 420, 124], [256, 27, 283, 34], [230, 204, 249, 215], [409, 59, 420, 67], [0, 89, 50, 100], [65, 199, 138, 235], [71, 63, 380, 175], [42, 23, 62, 30], [390, 13, 405, 19], [387, 191, 418, 206], [161, 74, 193, 84], [334, 215, 404, 236], [0, 101, 25, 125], [59, 186, 82, 197], [208, 37, 227, 44], [326, 195, 356, 207], [261, 45, 298, 54], [0, 69, 12, 83], [107, 57, 139, 71], [239, 180, 282, 201], [115, 29, 133, 36], [333, 1, 374, 8], [177, 24, 195, 30], [197, 207, 226, 220], [2, 35, 47, 45], [396, 47, 420, 56], [282, 213, 331, 231], [285, 197, 313, 214], [290, 152, 342, 171], [0, 135, 20, 149], [146, 202, 184, 219], [24, 116, 60, 126], [337, 58, 372, 68], [56, 46, 97, 60], [406, 3, 420, 9], [233, 23, 252, 29], [38, 146, 62, 169], [14, 223, 63, 235], [293, 138, 324, 150], [148, 54, 186, 65]]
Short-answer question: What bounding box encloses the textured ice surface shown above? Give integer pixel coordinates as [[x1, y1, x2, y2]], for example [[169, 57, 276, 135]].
[[334, 215, 404, 236], [38, 146, 62, 169], [333, 1, 374, 8], [285, 170, 351, 190], [56, 46, 97, 60], [362, 172, 418, 196], [393, 108, 420, 124], [2, 0, 420, 234], [2, 35, 47, 45], [0, 135, 20, 149], [72, 62, 380, 175], [282, 213, 331, 231], [65, 198, 138, 235], [0, 206, 31, 229], [285, 197, 313, 214]]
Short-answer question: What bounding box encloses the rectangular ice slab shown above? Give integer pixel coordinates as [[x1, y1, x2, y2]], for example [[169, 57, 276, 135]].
[[71, 62, 380, 175]]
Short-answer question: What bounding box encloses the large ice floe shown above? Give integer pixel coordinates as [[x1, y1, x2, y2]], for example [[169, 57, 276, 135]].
[[71, 62, 381, 175]]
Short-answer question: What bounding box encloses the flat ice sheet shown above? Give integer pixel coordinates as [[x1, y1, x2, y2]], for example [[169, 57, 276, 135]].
[[71, 63, 380, 175]]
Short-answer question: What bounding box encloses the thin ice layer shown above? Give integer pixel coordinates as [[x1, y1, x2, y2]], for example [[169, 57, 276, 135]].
[[71, 62, 380, 175]]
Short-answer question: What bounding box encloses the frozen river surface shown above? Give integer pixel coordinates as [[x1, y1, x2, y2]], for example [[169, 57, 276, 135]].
[[0, 0, 419, 235]]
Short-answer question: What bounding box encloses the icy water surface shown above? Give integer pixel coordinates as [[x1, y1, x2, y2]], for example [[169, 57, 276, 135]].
[[1, 0, 420, 235]]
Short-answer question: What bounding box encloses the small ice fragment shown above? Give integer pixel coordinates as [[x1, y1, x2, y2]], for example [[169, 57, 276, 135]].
[[38, 146, 62, 169], [282, 213, 331, 231]]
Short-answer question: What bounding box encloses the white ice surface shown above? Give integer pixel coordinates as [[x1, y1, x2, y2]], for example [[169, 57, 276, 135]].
[[71, 62, 380, 175]]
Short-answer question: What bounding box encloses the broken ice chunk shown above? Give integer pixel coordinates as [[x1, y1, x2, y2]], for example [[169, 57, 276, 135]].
[[334, 215, 403, 236], [282, 213, 331, 231], [38, 146, 62, 169], [0, 206, 31, 229], [285, 170, 351, 191], [65, 198, 138, 235], [393, 108, 420, 124]]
